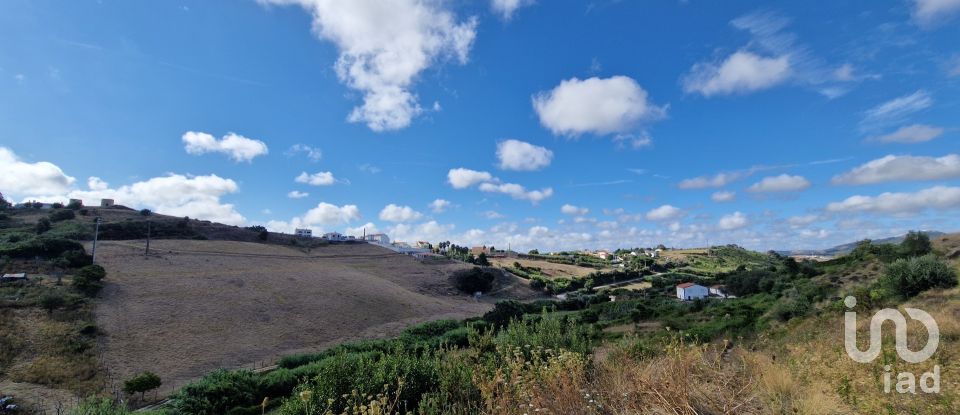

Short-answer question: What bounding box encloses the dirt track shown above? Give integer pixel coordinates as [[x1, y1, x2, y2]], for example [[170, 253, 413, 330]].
[[92, 240, 531, 391]]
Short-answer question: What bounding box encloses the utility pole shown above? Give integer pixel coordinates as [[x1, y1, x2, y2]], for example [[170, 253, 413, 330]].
[[145, 219, 152, 257], [91, 217, 102, 264]]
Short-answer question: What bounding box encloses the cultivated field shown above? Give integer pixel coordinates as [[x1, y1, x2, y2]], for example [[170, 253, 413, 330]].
[[489, 257, 608, 278], [91, 240, 537, 392]]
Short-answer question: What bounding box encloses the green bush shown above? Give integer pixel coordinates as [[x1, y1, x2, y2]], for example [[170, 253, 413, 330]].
[[73, 264, 107, 296], [452, 267, 496, 293], [881, 254, 957, 298], [124, 371, 162, 399], [49, 209, 76, 222], [173, 369, 263, 415]]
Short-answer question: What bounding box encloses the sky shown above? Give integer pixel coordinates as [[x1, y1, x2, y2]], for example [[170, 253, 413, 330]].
[[1, 0, 959, 253]]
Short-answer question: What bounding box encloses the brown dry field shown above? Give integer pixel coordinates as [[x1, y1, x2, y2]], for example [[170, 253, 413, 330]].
[[489, 257, 607, 278], [91, 240, 536, 391]]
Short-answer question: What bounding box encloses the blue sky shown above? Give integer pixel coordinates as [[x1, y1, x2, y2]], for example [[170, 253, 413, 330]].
[[1, 0, 959, 252]]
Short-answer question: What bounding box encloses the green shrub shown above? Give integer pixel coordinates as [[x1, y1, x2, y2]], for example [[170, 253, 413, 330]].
[[73, 264, 106, 296], [36, 217, 52, 234], [881, 254, 957, 298], [452, 267, 496, 293], [173, 369, 263, 415], [124, 371, 162, 400], [49, 209, 76, 222]]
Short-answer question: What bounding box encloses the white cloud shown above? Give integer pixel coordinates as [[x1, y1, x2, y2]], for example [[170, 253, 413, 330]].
[[496, 139, 553, 171], [826, 186, 960, 215], [295, 171, 336, 186], [561, 204, 589, 215], [0, 147, 76, 199], [260, 0, 477, 131], [483, 210, 505, 219], [345, 222, 379, 237], [678, 172, 743, 189], [447, 168, 493, 189], [711, 191, 736, 202], [87, 177, 109, 191], [267, 202, 361, 234], [788, 214, 819, 227], [645, 204, 684, 221], [831, 154, 960, 185], [799, 229, 830, 239], [379, 204, 423, 222], [287, 190, 310, 199], [182, 131, 268, 162], [683, 51, 791, 96], [287, 144, 322, 161], [867, 124, 944, 144], [718, 211, 749, 230], [358, 163, 381, 174], [913, 0, 960, 27], [68, 174, 246, 225], [532, 76, 666, 137], [860, 90, 933, 131], [429, 199, 451, 213], [478, 182, 553, 204], [747, 174, 811, 192], [388, 220, 455, 243], [491, 0, 534, 20]]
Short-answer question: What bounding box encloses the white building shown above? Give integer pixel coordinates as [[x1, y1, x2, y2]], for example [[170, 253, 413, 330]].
[[295, 228, 313, 238], [709, 285, 729, 298], [322, 232, 346, 241], [676, 282, 708, 301], [364, 233, 390, 244]]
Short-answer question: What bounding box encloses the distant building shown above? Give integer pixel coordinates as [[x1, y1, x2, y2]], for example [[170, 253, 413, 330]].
[[322, 232, 346, 241], [294, 228, 313, 238], [676, 282, 708, 301], [364, 233, 390, 244], [471, 246, 492, 256], [68, 198, 83, 207], [100, 198, 115, 207]]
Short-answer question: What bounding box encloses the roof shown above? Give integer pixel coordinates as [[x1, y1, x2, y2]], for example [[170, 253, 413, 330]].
[[677, 282, 698, 289], [2, 273, 27, 279]]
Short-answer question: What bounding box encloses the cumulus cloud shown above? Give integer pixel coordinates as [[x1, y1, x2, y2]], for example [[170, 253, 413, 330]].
[[683, 51, 791, 96], [286, 144, 322, 161], [429, 199, 451, 213], [718, 211, 749, 230], [678, 172, 743, 189], [295, 171, 336, 186], [182, 131, 268, 162], [266, 202, 361, 234], [260, 0, 477, 131], [645, 204, 684, 221], [0, 147, 76, 199], [867, 124, 944, 144], [379, 204, 424, 222], [491, 0, 534, 20], [912, 0, 960, 27], [711, 191, 736, 202], [496, 139, 553, 171], [747, 174, 811, 192], [388, 220, 455, 243], [831, 154, 960, 185], [87, 177, 109, 191], [561, 204, 589, 215], [532, 76, 666, 137], [860, 90, 933, 131], [68, 174, 246, 225], [478, 182, 553, 203], [287, 190, 309, 199], [788, 214, 819, 227], [447, 168, 493, 189], [826, 185, 960, 215]]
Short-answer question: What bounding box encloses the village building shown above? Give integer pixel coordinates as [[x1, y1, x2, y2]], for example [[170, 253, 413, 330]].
[[676, 282, 708, 301], [294, 228, 312, 238], [100, 198, 115, 207], [322, 232, 345, 241]]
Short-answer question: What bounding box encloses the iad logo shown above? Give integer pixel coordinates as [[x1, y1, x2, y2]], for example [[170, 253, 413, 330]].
[[844, 296, 940, 394]]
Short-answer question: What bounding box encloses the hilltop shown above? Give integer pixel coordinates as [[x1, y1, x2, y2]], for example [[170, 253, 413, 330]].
[[784, 230, 947, 257]]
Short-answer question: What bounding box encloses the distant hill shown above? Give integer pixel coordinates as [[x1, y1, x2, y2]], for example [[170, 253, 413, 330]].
[[784, 230, 946, 257]]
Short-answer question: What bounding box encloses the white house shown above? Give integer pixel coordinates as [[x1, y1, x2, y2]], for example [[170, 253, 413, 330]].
[[322, 232, 346, 241], [295, 228, 313, 238], [676, 282, 708, 301], [364, 233, 390, 244], [709, 285, 729, 298]]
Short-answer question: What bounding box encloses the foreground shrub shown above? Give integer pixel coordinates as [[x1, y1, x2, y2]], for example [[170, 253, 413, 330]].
[[73, 264, 107, 296], [881, 254, 957, 298], [173, 369, 262, 415]]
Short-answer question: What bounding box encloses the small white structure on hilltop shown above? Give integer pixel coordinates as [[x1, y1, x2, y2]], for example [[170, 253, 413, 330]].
[[323, 232, 346, 241], [100, 198, 115, 207], [676, 282, 708, 301], [364, 233, 390, 244], [295, 228, 312, 238]]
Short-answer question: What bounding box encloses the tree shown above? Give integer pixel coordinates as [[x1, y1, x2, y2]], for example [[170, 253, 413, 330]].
[[0, 192, 9, 210], [900, 231, 932, 258], [66, 199, 83, 210], [528, 249, 539, 255], [39, 291, 66, 314], [124, 371, 162, 402], [73, 264, 107, 296], [881, 254, 957, 298], [35, 217, 52, 234], [475, 252, 490, 266], [139, 209, 152, 216]]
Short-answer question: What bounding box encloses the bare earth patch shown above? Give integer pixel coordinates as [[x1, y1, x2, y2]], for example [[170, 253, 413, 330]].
[[489, 257, 608, 278], [92, 240, 529, 392]]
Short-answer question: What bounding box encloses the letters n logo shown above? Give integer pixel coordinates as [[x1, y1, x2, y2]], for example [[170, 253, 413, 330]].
[[844, 296, 939, 364]]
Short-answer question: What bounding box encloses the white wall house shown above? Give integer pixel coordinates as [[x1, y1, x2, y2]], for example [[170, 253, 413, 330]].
[[322, 232, 346, 241], [676, 283, 708, 301], [295, 228, 312, 238]]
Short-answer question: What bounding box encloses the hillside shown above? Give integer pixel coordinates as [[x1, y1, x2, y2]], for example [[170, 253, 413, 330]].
[[786, 230, 947, 257]]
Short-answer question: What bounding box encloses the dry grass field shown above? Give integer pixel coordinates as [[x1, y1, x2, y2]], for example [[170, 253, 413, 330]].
[[90, 240, 536, 392], [489, 257, 608, 278]]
